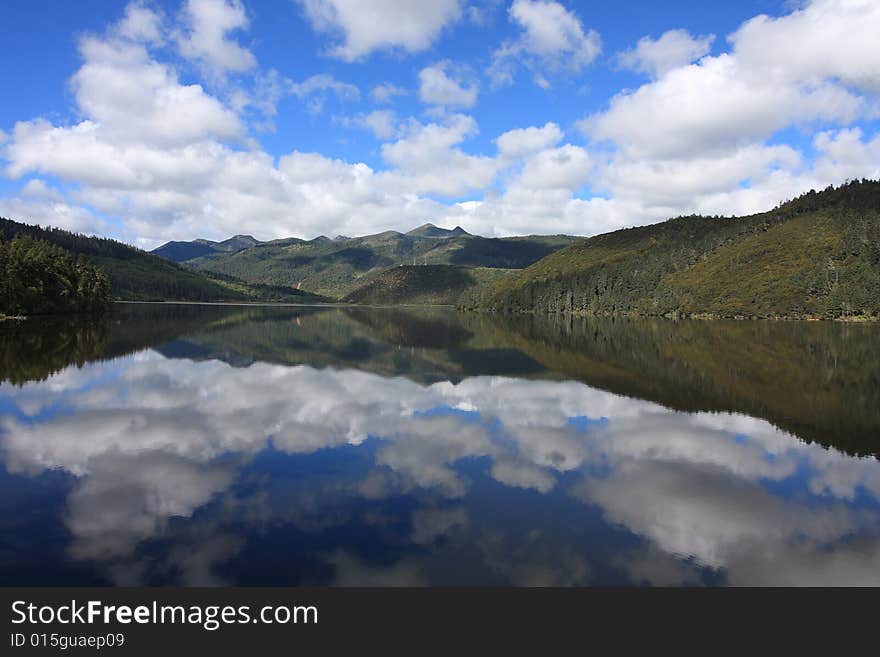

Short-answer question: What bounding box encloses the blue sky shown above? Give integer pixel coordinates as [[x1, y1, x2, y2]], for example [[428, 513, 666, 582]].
[[0, 0, 878, 247]]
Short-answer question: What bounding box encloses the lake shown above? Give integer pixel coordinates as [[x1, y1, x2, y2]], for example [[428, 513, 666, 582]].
[[1, 304, 879, 586]]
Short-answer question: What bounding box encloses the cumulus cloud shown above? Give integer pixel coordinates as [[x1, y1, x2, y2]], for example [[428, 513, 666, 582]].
[[495, 122, 563, 159], [117, 0, 165, 44], [490, 0, 601, 87], [342, 109, 399, 139], [617, 29, 715, 78], [3, 0, 880, 246], [175, 0, 256, 79], [573, 0, 880, 225], [379, 114, 499, 197], [296, 0, 462, 61], [418, 61, 479, 108]]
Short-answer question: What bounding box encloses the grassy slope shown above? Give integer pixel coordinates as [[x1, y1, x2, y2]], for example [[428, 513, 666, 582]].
[[343, 265, 512, 305], [192, 232, 579, 298], [477, 180, 880, 318]]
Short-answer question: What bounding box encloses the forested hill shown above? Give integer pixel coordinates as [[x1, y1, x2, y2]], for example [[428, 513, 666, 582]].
[[0, 217, 325, 303], [472, 180, 880, 319], [0, 217, 247, 301], [1, 234, 111, 316]]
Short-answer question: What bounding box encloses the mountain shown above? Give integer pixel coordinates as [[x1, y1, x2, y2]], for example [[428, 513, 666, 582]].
[[0, 217, 325, 304], [188, 229, 580, 298], [153, 234, 262, 262], [406, 223, 470, 238], [473, 180, 880, 320], [343, 265, 511, 306]]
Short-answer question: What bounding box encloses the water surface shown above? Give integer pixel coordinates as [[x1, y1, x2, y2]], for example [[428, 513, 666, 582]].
[[1, 304, 879, 585]]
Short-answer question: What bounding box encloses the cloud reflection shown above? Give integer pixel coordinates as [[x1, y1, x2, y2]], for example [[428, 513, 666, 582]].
[[2, 350, 880, 585]]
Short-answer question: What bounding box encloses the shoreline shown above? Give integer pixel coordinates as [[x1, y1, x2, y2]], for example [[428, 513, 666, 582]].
[[6, 301, 877, 323], [458, 307, 880, 322]]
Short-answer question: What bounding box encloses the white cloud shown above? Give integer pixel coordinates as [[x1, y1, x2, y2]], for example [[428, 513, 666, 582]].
[[290, 73, 360, 101], [380, 114, 499, 196], [370, 82, 408, 104], [290, 73, 360, 114], [0, 197, 108, 236], [117, 1, 165, 44], [357, 109, 399, 139], [618, 29, 714, 78], [70, 37, 244, 147], [569, 0, 880, 230], [296, 0, 462, 61], [21, 178, 64, 202], [584, 54, 865, 161], [418, 61, 479, 108], [730, 0, 880, 94], [176, 0, 256, 79], [3, 0, 880, 246], [495, 122, 563, 159], [584, 0, 880, 161], [490, 0, 601, 87], [516, 144, 591, 190]]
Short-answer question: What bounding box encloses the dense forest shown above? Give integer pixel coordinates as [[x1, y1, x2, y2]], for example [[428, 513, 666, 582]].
[[472, 180, 880, 319], [0, 234, 111, 316]]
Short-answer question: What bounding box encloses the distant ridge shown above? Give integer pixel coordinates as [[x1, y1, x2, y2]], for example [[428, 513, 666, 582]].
[[406, 223, 470, 238], [154, 234, 262, 262]]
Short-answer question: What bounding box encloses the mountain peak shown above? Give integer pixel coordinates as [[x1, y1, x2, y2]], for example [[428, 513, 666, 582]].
[[406, 223, 470, 238]]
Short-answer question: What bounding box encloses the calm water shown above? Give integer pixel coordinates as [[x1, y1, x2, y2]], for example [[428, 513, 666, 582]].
[[1, 304, 879, 586]]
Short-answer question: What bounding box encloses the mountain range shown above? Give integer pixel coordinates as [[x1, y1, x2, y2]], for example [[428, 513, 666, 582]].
[[4, 180, 879, 319], [145, 181, 880, 319], [152, 222, 579, 298]]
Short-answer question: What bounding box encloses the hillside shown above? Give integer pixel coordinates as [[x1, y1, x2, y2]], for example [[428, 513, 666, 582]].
[[0, 218, 325, 303], [180, 227, 579, 298], [475, 180, 880, 319], [343, 265, 511, 305], [1, 234, 111, 316]]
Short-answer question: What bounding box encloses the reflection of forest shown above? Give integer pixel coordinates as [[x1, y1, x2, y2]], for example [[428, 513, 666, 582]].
[[487, 313, 880, 457], [2, 303, 878, 457]]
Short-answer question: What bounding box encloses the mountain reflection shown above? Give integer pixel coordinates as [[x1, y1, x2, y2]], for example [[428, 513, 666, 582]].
[[3, 334, 880, 585]]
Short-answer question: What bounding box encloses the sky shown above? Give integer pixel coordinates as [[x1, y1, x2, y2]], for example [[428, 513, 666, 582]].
[[0, 0, 879, 248]]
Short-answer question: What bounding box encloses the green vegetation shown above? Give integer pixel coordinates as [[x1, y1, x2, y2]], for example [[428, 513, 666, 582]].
[[475, 180, 880, 319], [177, 225, 579, 298], [0, 234, 110, 316], [1, 217, 326, 304], [344, 264, 511, 305]]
